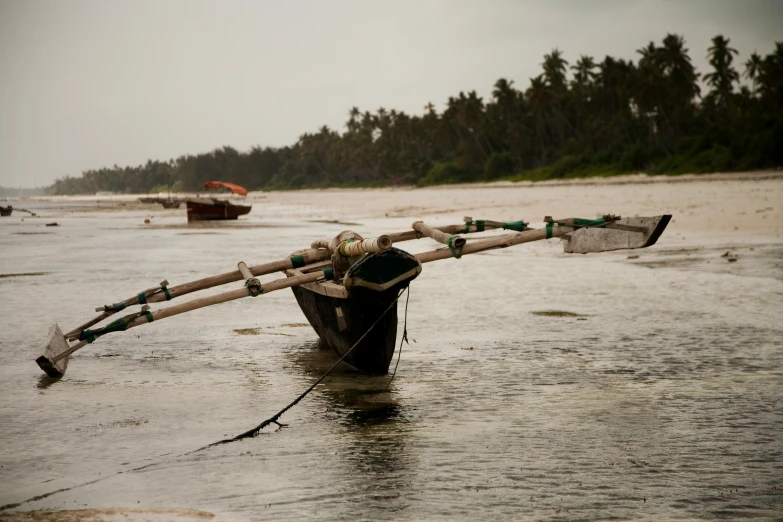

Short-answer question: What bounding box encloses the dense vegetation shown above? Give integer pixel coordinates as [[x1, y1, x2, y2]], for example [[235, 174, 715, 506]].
[[0, 186, 45, 197], [48, 34, 783, 195]]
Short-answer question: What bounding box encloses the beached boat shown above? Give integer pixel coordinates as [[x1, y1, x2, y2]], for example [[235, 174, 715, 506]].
[[185, 181, 251, 222], [0, 205, 36, 217], [185, 198, 251, 221], [160, 198, 182, 209], [138, 196, 182, 208], [288, 235, 422, 374], [36, 213, 671, 378]]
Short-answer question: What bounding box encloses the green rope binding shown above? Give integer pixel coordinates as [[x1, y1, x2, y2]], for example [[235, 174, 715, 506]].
[[323, 268, 335, 280], [502, 220, 528, 232], [464, 219, 486, 233], [78, 316, 129, 341], [545, 216, 609, 239], [244, 277, 262, 297], [338, 238, 355, 257], [570, 217, 608, 228], [447, 236, 464, 259], [105, 302, 126, 312], [161, 285, 171, 301], [290, 254, 306, 268], [137, 291, 147, 304], [79, 309, 154, 342]]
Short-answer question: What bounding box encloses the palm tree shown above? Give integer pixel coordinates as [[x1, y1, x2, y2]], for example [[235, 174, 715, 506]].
[[525, 75, 553, 164], [743, 52, 763, 94], [542, 49, 569, 91], [659, 34, 700, 99], [346, 106, 361, 133], [704, 35, 739, 107], [571, 55, 597, 90]]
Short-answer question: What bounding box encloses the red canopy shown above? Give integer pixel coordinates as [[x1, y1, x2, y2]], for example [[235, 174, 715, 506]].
[[202, 181, 248, 196]]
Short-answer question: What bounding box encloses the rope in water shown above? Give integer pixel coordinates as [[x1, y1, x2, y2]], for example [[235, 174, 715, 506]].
[[385, 286, 410, 391], [191, 286, 409, 452], [2, 286, 412, 510]]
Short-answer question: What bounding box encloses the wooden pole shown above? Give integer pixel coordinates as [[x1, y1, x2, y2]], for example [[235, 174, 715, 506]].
[[66, 249, 331, 340], [310, 234, 392, 255], [237, 261, 254, 280], [415, 225, 572, 264], [387, 219, 516, 243], [339, 235, 392, 256], [51, 269, 334, 363], [411, 221, 466, 250], [237, 261, 261, 296]]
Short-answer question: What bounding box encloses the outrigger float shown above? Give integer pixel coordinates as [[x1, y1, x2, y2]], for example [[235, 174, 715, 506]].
[[36, 213, 671, 378]]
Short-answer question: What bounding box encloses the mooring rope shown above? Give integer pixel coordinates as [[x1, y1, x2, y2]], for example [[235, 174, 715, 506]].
[[385, 286, 410, 391], [1, 286, 413, 511], [190, 286, 409, 453]]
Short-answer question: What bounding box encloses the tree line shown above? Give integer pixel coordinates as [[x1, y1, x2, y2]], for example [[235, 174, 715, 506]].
[[48, 33, 783, 195]]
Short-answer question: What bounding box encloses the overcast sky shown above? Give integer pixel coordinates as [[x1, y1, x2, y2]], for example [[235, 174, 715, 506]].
[[0, 0, 780, 187]]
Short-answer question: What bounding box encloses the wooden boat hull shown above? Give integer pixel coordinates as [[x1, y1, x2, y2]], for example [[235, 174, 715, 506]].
[[0, 206, 12, 217], [289, 248, 422, 374], [291, 285, 400, 374], [186, 199, 251, 222]]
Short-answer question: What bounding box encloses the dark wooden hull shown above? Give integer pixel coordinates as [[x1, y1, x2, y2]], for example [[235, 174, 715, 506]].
[[291, 286, 399, 375], [288, 248, 422, 375], [0, 206, 12, 217], [186, 200, 251, 222]]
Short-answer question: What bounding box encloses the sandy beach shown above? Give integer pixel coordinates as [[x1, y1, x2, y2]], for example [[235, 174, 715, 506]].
[[1, 172, 781, 521]]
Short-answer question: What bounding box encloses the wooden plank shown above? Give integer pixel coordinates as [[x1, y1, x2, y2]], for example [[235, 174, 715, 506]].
[[561, 215, 671, 253], [412, 221, 466, 249]]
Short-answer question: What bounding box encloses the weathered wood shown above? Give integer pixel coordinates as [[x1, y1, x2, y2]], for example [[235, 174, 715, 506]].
[[93, 280, 168, 312], [339, 235, 392, 256], [35, 324, 71, 377], [290, 285, 399, 374], [67, 249, 332, 340], [42, 269, 337, 368], [185, 198, 251, 221], [310, 234, 392, 256], [237, 261, 262, 295], [412, 221, 466, 250], [296, 279, 350, 298], [237, 261, 253, 280], [413, 215, 671, 262], [561, 215, 671, 253], [289, 248, 421, 374], [414, 227, 565, 263], [388, 219, 519, 243]]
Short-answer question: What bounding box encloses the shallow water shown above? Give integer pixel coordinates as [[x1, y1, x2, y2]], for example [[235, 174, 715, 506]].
[[1, 180, 782, 520]]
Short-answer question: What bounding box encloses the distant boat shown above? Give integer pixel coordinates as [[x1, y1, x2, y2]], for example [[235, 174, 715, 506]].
[[138, 196, 182, 208], [160, 198, 181, 209], [185, 181, 251, 222], [0, 205, 12, 217]]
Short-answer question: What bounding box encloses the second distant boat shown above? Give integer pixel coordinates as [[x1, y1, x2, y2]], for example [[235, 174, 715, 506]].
[[185, 181, 252, 222]]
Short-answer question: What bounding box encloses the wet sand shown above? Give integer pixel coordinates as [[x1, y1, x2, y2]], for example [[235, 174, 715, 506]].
[[1, 173, 781, 520]]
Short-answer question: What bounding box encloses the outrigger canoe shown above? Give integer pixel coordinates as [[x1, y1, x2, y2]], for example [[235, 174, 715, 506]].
[[36, 213, 671, 378]]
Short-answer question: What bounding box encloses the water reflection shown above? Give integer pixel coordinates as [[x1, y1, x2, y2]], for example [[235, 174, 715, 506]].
[[287, 339, 406, 427], [287, 339, 413, 509], [36, 374, 61, 390]]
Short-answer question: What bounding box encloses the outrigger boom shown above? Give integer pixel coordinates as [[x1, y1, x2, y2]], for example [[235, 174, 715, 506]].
[[36, 214, 671, 378]]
